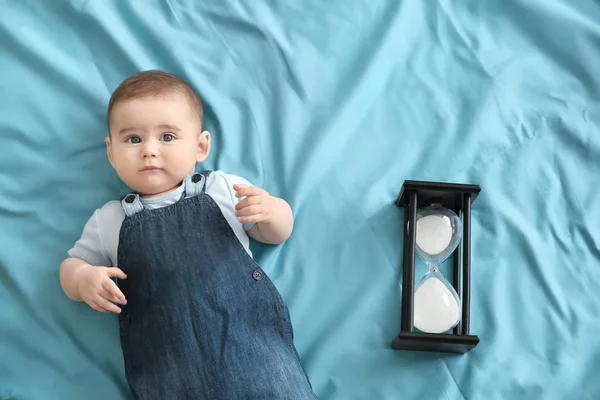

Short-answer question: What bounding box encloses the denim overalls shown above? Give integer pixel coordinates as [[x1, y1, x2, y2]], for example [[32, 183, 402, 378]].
[[116, 171, 317, 399]]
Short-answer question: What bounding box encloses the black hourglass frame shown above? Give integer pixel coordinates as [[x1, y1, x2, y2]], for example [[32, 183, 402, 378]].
[[391, 180, 481, 354]]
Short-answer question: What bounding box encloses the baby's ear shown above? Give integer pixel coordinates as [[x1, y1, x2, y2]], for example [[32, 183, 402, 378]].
[[196, 130, 211, 162], [105, 136, 116, 168]]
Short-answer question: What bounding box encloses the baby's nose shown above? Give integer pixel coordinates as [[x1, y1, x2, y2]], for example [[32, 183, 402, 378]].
[[140, 141, 159, 157], [142, 145, 158, 158]]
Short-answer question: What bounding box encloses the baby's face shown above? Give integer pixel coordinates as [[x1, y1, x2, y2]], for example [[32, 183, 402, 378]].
[[106, 93, 210, 197]]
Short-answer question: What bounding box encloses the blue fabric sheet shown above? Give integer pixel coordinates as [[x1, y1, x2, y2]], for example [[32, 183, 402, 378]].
[[1, 1, 600, 399]]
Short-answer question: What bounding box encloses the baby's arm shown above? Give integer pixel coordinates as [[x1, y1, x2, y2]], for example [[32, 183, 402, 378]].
[[60, 257, 128, 313], [233, 184, 294, 245], [60, 257, 93, 301], [60, 208, 127, 313]]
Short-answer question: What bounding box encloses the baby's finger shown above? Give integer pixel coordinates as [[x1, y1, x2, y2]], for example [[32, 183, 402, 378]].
[[234, 186, 262, 198], [106, 268, 127, 280], [235, 196, 262, 210], [102, 280, 127, 304], [236, 205, 263, 217], [94, 296, 122, 314], [89, 299, 109, 313], [100, 288, 123, 305], [238, 214, 264, 224]]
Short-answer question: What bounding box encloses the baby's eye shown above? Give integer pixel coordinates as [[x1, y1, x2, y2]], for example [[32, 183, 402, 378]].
[[161, 133, 175, 142], [127, 136, 142, 144]]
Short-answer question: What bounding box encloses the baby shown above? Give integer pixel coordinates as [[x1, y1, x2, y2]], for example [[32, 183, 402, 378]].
[[59, 70, 317, 399]]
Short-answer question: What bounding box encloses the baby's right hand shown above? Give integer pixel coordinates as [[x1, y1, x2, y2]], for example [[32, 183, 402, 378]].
[[77, 266, 128, 314]]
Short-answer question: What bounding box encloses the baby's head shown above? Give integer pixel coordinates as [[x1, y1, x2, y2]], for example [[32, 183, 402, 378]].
[[105, 70, 210, 198]]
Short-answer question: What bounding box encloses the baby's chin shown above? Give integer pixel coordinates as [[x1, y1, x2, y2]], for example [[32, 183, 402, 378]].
[[131, 180, 183, 198], [120, 170, 191, 197]]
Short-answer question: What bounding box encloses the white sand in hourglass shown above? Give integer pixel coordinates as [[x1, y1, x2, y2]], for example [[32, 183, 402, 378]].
[[414, 276, 460, 333], [416, 215, 452, 255]]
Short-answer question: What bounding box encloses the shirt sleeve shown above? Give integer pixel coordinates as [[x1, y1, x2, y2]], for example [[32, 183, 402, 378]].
[[220, 173, 256, 231], [67, 209, 112, 267]]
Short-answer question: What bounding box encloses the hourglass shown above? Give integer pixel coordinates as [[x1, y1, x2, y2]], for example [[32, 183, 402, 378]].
[[391, 180, 481, 354]]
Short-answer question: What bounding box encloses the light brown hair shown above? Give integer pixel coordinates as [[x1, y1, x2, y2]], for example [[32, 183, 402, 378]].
[[107, 70, 204, 132]]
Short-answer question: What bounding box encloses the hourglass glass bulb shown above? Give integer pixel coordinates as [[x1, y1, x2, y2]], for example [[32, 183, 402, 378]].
[[414, 267, 461, 333], [415, 201, 461, 265]]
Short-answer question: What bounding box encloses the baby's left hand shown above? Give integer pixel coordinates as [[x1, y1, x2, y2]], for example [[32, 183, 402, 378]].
[[234, 184, 274, 224]]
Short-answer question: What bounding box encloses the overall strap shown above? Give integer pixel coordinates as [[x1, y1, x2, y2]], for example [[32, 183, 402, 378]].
[[121, 170, 213, 216], [183, 170, 212, 199], [121, 193, 144, 217]]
